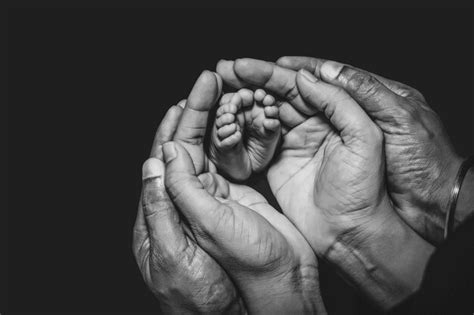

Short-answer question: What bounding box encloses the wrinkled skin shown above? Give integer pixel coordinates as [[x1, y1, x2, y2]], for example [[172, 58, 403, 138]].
[[217, 59, 434, 307], [275, 56, 463, 244], [133, 97, 245, 314], [134, 70, 325, 314], [163, 141, 323, 314], [217, 58, 391, 255]]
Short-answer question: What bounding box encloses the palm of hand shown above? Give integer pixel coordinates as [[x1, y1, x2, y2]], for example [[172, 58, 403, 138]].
[[267, 113, 385, 253], [200, 172, 317, 271], [195, 171, 319, 311]]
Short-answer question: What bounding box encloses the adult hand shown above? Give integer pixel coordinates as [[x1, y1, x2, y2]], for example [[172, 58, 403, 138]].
[[162, 140, 325, 314], [217, 59, 434, 309], [135, 70, 325, 314], [133, 93, 245, 314], [170, 70, 222, 174], [276, 56, 467, 244]]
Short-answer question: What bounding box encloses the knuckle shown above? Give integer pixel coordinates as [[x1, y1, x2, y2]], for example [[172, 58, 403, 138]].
[[134, 237, 151, 266], [381, 99, 423, 128], [399, 102, 421, 123], [146, 198, 175, 221], [150, 244, 184, 270]]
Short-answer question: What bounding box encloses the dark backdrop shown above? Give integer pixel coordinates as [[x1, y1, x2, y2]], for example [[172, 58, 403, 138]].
[[7, 8, 474, 314]]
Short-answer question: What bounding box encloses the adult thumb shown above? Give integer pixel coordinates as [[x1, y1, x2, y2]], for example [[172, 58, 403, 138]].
[[162, 141, 223, 232], [296, 69, 382, 147]]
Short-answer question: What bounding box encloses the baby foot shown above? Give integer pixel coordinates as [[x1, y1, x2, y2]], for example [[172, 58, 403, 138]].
[[209, 89, 281, 182], [243, 89, 281, 173], [209, 92, 252, 181]]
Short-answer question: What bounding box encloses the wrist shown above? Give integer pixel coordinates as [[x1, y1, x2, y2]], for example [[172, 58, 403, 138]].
[[425, 154, 463, 241], [436, 155, 464, 211], [322, 197, 434, 310], [154, 280, 246, 315], [243, 265, 326, 314], [160, 297, 246, 315]]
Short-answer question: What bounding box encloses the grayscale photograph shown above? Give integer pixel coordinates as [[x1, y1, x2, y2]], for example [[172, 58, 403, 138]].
[[4, 5, 474, 315]]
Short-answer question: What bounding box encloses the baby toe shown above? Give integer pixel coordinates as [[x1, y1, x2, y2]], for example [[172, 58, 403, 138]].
[[216, 113, 235, 128], [264, 105, 279, 119], [220, 93, 234, 105], [263, 118, 281, 131], [217, 103, 238, 116], [219, 130, 242, 149], [254, 89, 266, 102], [237, 88, 254, 108], [262, 94, 275, 106], [217, 123, 238, 139]]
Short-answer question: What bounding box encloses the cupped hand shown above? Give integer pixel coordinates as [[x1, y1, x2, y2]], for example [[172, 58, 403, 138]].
[[276, 56, 464, 244], [218, 58, 389, 255], [133, 94, 244, 313], [135, 70, 325, 314], [162, 140, 325, 314], [217, 59, 434, 308]]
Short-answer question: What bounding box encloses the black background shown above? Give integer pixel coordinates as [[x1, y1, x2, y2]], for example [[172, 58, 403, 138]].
[[7, 8, 474, 314]]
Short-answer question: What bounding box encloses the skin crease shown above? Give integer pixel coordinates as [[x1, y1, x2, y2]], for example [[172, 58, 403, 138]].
[[134, 102, 245, 314], [274, 56, 465, 245], [133, 56, 465, 312], [134, 70, 326, 314], [209, 89, 282, 182], [163, 141, 324, 314], [217, 59, 434, 308]]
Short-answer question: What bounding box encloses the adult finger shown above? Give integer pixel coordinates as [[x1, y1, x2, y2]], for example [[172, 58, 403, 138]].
[[150, 104, 184, 159], [173, 71, 222, 172], [277, 56, 425, 100], [217, 58, 316, 115], [296, 69, 381, 146], [173, 71, 221, 145], [318, 60, 416, 125], [276, 56, 326, 79], [216, 59, 246, 89], [141, 157, 188, 256], [162, 141, 225, 233], [278, 100, 310, 129]]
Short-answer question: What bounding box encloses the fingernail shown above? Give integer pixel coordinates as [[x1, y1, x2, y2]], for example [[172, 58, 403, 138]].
[[142, 158, 164, 180], [177, 99, 186, 108], [320, 61, 344, 80], [162, 142, 177, 163], [299, 69, 318, 83]]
